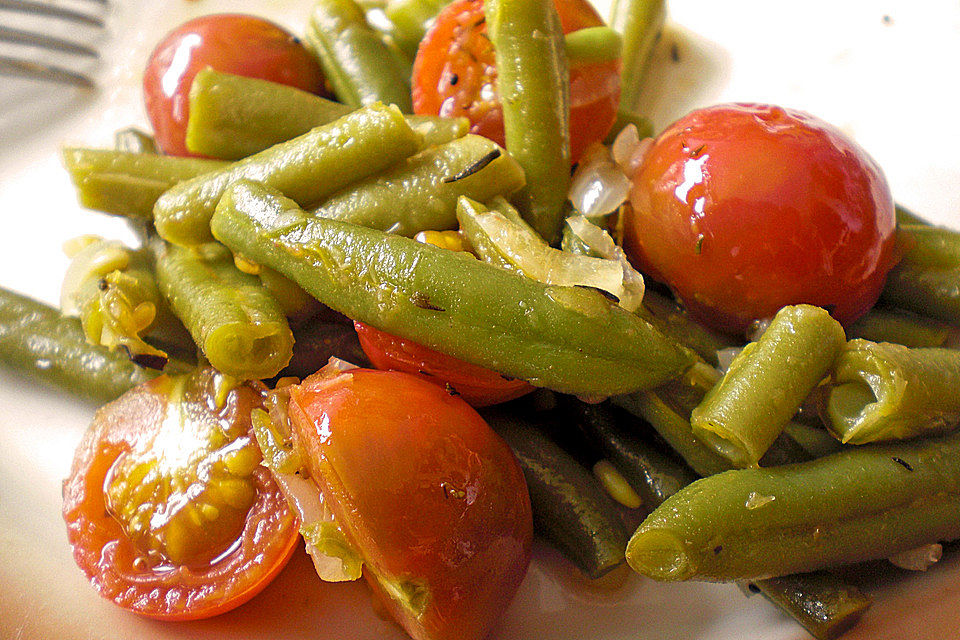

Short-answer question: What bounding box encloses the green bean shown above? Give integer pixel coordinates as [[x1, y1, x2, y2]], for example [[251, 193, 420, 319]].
[[880, 223, 960, 323], [751, 572, 871, 640], [610, 0, 666, 111], [114, 127, 158, 154], [895, 203, 930, 226], [0, 287, 159, 402], [565, 399, 697, 508], [60, 237, 169, 369], [846, 307, 951, 348], [485, 0, 570, 244], [62, 148, 226, 221], [821, 339, 960, 444], [384, 0, 449, 59], [627, 430, 960, 581], [486, 410, 629, 579], [311, 134, 524, 236], [690, 305, 845, 468], [305, 0, 413, 111], [564, 27, 622, 67], [603, 108, 655, 143], [639, 289, 737, 367], [154, 103, 422, 246], [154, 242, 294, 380], [212, 180, 694, 395], [186, 70, 467, 160]]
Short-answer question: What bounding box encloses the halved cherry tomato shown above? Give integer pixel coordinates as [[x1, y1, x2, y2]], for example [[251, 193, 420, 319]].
[[62, 368, 299, 620], [354, 321, 533, 407], [624, 103, 899, 334], [143, 14, 327, 156], [287, 368, 533, 640], [411, 0, 620, 163]]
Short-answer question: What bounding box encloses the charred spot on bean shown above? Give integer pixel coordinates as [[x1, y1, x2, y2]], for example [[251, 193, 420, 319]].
[[893, 456, 914, 471], [713, 545, 723, 555], [443, 149, 501, 183], [411, 292, 445, 311]]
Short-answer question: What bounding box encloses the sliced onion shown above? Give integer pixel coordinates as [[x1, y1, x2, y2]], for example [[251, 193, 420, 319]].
[[569, 143, 632, 218], [611, 125, 653, 175], [564, 215, 644, 312]]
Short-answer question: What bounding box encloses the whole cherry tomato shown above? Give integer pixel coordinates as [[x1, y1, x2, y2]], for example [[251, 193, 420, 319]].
[[62, 368, 299, 620], [354, 321, 534, 407], [624, 103, 898, 334], [287, 367, 533, 640], [411, 0, 620, 163], [143, 14, 326, 156]]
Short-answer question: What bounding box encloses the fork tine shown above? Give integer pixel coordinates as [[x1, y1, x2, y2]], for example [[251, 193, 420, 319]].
[[0, 0, 105, 27], [0, 25, 99, 56], [0, 55, 95, 88]]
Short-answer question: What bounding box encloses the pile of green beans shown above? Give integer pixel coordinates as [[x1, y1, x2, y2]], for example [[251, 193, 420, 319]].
[[17, 4, 960, 640]]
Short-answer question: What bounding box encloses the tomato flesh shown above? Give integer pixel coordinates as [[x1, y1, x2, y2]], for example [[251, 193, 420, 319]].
[[62, 368, 299, 620], [412, 0, 619, 163], [288, 368, 533, 640], [143, 14, 326, 157], [624, 103, 898, 334], [354, 321, 533, 407]]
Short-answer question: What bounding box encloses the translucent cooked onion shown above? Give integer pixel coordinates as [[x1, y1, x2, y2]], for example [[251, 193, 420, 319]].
[[611, 125, 653, 175], [564, 215, 644, 311], [569, 143, 632, 218]]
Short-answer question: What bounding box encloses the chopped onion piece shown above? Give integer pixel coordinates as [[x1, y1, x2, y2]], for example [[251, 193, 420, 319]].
[[889, 543, 942, 571], [564, 215, 645, 311], [569, 143, 632, 218], [716, 347, 743, 373]]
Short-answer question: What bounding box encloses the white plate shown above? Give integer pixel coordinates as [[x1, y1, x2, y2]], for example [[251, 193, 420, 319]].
[[1, 1, 959, 639]]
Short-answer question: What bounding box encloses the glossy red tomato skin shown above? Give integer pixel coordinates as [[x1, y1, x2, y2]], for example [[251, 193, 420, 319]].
[[288, 368, 533, 640], [354, 321, 534, 407], [625, 103, 898, 334], [411, 0, 619, 163], [62, 372, 299, 621], [143, 14, 326, 157]]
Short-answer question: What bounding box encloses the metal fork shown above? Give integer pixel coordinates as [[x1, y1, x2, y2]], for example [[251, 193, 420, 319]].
[[0, 0, 107, 88]]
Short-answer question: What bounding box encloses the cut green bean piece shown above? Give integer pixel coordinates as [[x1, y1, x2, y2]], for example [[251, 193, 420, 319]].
[[627, 431, 960, 582], [154, 242, 294, 380], [847, 307, 951, 348], [485, 0, 570, 244], [610, 0, 665, 111], [566, 399, 697, 509], [62, 148, 226, 221], [564, 27, 622, 66], [639, 289, 737, 367], [691, 305, 846, 468], [487, 410, 629, 579], [186, 70, 467, 160], [305, 0, 413, 111], [384, 0, 449, 58], [114, 127, 158, 154], [60, 237, 168, 369], [895, 203, 930, 226], [212, 180, 694, 395], [0, 287, 159, 402], [821, 339, 960, 444], [752, 572, 871, 640], [154, 103, 422, 246], [312, 134, 523, 236], [881, 223, 960, 323]]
